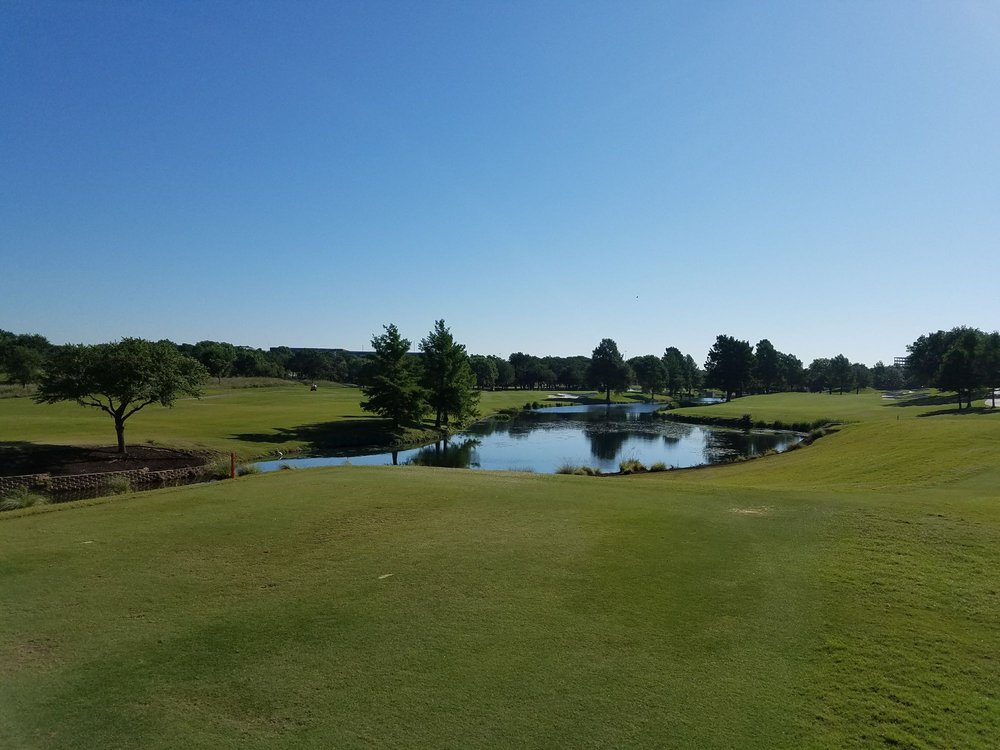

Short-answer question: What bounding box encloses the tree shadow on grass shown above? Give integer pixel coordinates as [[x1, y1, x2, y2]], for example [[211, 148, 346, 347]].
[[915, 406, 1000, 418], [884, 393, 958, 408], [231, 418, 433, 455]]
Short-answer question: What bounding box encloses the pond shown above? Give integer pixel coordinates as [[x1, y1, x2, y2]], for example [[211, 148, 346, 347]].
[[256, 403, 803, 474]]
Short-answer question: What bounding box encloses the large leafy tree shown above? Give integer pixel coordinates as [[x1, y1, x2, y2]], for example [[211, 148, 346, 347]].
[[34, 338, 207, 454], [662, 347, 686, 396], [1, 331, 52, 386], [806, 358, 831, 393], [829, 354, 853, 394], [871, 360, 905, 390], [360, 324, 426, 429], [469, 354, 498, 390], [628, 354, 666, 402], [851, 362, 870, 394], [191, 340, 237, 383], [936, 329, 980, 409], [5, 345, 45, 387], [588, 338, 632, 404], [906, 330, 956, 386], [704, 334, 754, 402], [682, 354, 702, 395], [907, 326, 987, 407], [419, 320, 479, 429], [753, 339, 781, 393], [508, 352, 534, 389], [978, 331, 1000, 408], [554, 356, 589, 389], [490, 355, 515, 389], [779, 352, 805, 391]]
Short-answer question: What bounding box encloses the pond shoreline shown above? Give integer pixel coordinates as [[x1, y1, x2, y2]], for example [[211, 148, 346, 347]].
[[256, 403, 809, 475]]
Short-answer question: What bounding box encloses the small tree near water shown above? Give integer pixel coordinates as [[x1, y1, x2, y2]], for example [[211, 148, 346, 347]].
[[35, 338, 207, 454]]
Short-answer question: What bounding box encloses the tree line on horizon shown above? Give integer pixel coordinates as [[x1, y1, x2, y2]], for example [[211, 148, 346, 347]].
[[3, 325, 997, 408], [6, 323, 999, 455]]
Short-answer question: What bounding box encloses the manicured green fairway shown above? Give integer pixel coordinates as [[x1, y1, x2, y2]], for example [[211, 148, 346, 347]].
[[0, 383, 573, 459], [2, 393, 999, 748]]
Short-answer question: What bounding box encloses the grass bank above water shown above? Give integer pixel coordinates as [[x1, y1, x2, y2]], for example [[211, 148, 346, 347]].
[[0, 383, 592, 469]]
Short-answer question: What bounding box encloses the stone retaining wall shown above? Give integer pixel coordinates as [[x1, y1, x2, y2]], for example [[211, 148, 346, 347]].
[[0, 465, 207, 495]]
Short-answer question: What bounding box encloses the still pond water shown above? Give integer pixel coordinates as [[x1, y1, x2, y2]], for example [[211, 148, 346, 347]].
[[256, 403, 802, 474]]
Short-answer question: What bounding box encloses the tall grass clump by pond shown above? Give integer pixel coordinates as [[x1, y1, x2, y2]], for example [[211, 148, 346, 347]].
[[618, 458, 646, 474], [556, 463, 600, 476]]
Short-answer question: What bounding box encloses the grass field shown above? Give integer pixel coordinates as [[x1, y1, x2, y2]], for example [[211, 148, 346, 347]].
[[2, 391, 999, 747], [0, 383, 580, 462]]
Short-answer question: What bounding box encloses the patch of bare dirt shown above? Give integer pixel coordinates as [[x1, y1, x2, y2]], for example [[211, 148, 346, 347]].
[[0, 444, 208, 477]]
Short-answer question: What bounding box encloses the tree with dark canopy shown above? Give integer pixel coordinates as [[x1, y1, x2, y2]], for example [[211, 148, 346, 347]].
[[979, 331, 1000, 408], [360, 324, 426, 429], [469, 354, 498, 390], [662, 347, 686, 396], [588, 338, 632, 404], [936, 328, 980, 409], [34, 338, 207, 454], [908, 326, 987, 408], [753, 339, 781, 393], [191, 340, 236, 383], [629, 354, 666, 402], [419, 320, 479, 428], [829, 354, 853, 394], [704, 335, 754, 402]]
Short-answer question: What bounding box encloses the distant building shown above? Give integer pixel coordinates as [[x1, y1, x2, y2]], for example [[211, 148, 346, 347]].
[[893, 356, 908, 369]]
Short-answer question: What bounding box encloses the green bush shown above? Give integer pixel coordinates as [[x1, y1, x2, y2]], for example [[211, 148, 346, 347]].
[[738, 414, 753, 432], [0, 486, 50, 511], [556, 464, 577, 475], [204, 457, 234, 480], [649, 461, 668, 472], [236, 463, 261, 477], [104, 475, 132, 495], [619, 458, 646, 474]]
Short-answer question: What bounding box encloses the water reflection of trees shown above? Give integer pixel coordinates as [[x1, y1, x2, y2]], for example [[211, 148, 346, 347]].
[[406, 438, 481, 468], [446, 407, 801, 471], [584, 426, 629, 461], [701, 430, 797, 465]]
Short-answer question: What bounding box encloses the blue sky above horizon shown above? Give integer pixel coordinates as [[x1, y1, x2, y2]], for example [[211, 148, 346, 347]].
[[3, 1, 998, 366]]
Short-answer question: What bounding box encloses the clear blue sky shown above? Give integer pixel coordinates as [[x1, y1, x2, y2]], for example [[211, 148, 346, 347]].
[[3, 0, 998, 366]]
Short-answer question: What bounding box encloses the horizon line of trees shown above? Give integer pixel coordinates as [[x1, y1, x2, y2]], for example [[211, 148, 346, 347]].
[[4, 326, 997, 406]]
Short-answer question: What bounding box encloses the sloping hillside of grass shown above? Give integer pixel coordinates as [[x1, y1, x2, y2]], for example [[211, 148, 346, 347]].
[[2, 391, 999, 748]]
